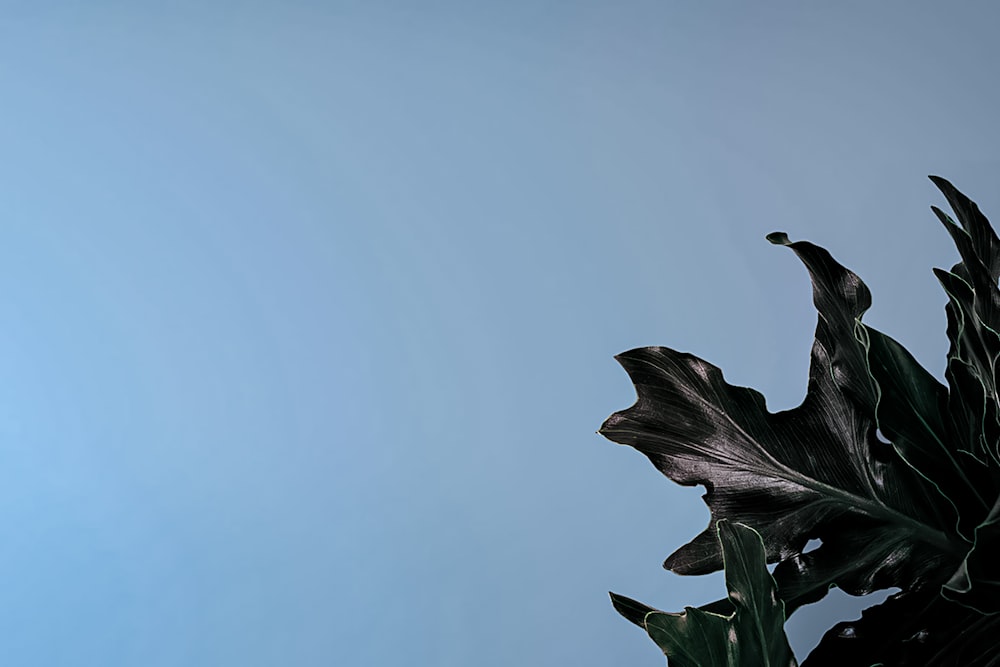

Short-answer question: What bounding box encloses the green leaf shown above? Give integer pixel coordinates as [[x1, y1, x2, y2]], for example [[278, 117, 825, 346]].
[[604, 177, 1000, 661], [600, 231, 967, 610], [765, 232, 991, 540], [924, 177, 1000, 614], [853, 322, 992, 542], [940, 494, 1000, 614], [613, 521, 797, 667], [802, 590, 1000, 666]]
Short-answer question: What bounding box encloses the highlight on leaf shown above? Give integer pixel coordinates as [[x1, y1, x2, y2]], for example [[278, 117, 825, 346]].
[[611, 520, 797, 667], [600, 176, 1000, 665]]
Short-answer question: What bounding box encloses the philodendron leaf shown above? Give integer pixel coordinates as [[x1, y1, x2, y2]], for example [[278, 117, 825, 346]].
[[931, 175, 1000, 469], [600, 227, 968, 611], [611, 521, 796, 667], [802, 590, 1000, 667], [603, 177, 1000, 662], [760, 232, 995, 614], [924, 177, 1000, 613]]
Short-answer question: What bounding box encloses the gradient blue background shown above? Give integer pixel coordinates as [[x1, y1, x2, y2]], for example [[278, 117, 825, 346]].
[[2, 2, 1000, 665]]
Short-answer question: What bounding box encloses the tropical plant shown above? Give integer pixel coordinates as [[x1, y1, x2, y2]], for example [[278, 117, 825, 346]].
[[600, 177, 1000, 666]]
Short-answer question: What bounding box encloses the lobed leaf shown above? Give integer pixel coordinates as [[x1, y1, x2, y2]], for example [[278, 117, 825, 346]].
[[925, 177, 1000, 613], [604, 176, 1000, 660], [612, 521, 797, 667], [600, 230, 968, 610]]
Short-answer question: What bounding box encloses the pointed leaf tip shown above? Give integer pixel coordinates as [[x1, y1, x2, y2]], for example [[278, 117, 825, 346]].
[[928, 175, 958, 197], [610, 592, 657, 629]]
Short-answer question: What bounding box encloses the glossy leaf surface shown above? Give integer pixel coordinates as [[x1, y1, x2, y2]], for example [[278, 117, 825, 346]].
[[802, 590, 1000, 666], [603, 177, 1000, 662], [927, 177, 1000, 613], [612, 521, 797, 667], [600, 231, 966, 607]]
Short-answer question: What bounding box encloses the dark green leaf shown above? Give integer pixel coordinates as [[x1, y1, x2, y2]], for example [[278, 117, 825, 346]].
[[802, 590, 1000, 667], [924, 177, 1000, 613], [610, 592, 659, 628], [941, 495, 1000, 614], [616, 521, 797, 667], [604, 177, 1000, 661], [854, 322, 992, 542], [600, 233, 966, 608], [933, 265, 1000, 467], [767, 233, 989, 542]]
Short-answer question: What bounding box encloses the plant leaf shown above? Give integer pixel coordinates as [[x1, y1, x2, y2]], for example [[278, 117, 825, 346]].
[[802, 590, 1000, 666], [853, 322, 993, 542], [604, 177, 1000, 661], [600, 232, 967, 608], [923, 177, 1000, 613], [614, 521, 797, 667]]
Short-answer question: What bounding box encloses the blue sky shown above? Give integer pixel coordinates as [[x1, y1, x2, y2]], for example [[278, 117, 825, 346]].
[[1, 2, 1000, 664]]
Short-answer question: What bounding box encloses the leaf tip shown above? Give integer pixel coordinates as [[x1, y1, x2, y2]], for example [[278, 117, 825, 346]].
[[598, 411, 623, 437], [609, 592, 658, 628], [928, 174, 958, 198], [766, 231, 791, 246], [662, 552, 685, 573]]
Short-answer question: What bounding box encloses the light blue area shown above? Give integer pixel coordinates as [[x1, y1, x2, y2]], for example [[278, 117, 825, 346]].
[[0, 2, 998, 664]]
